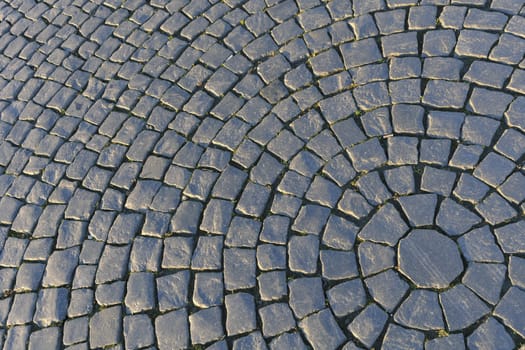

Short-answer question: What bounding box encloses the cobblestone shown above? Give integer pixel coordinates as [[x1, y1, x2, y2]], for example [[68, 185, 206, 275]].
[[2, 1, 525, 348]]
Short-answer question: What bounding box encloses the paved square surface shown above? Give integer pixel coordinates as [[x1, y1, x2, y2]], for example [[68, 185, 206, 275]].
[[0, 0, 525, 348]]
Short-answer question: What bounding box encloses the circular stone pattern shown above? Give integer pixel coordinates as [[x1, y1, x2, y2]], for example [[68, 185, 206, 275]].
[[398, 229, 464, 289]]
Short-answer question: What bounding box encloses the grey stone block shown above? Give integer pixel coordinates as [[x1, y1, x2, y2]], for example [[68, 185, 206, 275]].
[[348, 303, 388, 348], [365, 269, 409, 312], [475, 192, 517, 225], [349, 14, 379, 40], [463, 262, 506, 305], [494, 286, 525, 338], [89, 306, 122, 348], [259, 303, 296, 338], [189, 307, 224, 345], [321, 249, 359, 280], [299, 309, 346, 350], [422, 80, 469, 109], [468, 317, 515, 350], [455, 29, 499, 58], [123, 314, 154, 350], [257, 271, 287, 301], [340, 38, 382, 68], [359, 203, 408, 246], [288, 234, 319, 274], [382, 324, 424, 350], [440, 285, 490, 331], [422, 57, 463, 80]]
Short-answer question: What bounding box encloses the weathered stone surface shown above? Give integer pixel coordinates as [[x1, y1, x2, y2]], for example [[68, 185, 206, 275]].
[[394, 290, 444, 330], [468, 317, 515, 350], [382, 324, 424, 350], [358, 203, 409, 246], [155, 309, 189, 350], [365, 269, 409, 312], [89, 306, 122, 348], [494, 287, 525, 338], [3, 1, 525, 347], [327, 279, 367, 317], [189, 307, 224, 345], [299, 309, 346, 350], [348, 303, 388, 348], [436, 198, 481, 236], [259, 303, 296, 338], [422, 80, 469, 109], [440, 285, 490, 331], [225, 293, 256, 336], [397, 194, 437, 227], [458, 226, 504, 263], [398, 230, 463, 289]]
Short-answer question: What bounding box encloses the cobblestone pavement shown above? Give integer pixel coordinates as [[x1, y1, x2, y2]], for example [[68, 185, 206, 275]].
[[1, 0, 525, 349]]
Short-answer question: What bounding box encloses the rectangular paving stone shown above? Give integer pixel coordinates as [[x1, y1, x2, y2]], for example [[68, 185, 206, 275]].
[[340, 38, 382, 68], [422, 80, 470, 109], [224, 248, 256, 291], [381, 31, 418, 56], [455, 29, 499, 58]]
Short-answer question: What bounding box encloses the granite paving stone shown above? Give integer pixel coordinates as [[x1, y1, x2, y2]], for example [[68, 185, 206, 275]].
[[440, 285, 490, 331], [2, 1, 525, 348]]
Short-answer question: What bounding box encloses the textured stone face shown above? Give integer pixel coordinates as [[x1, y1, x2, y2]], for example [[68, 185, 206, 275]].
[[398, 229, 464, 289], [3, 0, 525, 347]]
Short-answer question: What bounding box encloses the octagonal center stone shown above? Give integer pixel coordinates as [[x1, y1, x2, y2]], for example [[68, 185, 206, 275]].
[[398, 229, 464, 289]]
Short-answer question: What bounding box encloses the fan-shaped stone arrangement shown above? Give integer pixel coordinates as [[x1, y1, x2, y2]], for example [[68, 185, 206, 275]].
[[0, 0, 525, 349]]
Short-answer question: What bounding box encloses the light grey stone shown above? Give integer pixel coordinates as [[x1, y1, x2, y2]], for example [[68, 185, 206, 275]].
[[467, 317, 515, 350], [440, 285, 490, 331], [347, 138, 387, 172], [494, 220, 525, 254], [189, 307, 224, 345], [462, 263, 506, 305], [382, 324, 424, 350], [358, 241, 395, 277], [340, 38, 382, 68], [269, 332, 307, 350], [259, 303, 296, 338], [320, 249, 359, 280], [425, 334, 465, 350], [422, 80, 469, 109], [33, 288, 68, 327], [89, 306, 122, 348], [6, 292, 37, 326], [156, 271, 190, 312], [509, 256, 525, 289], [258, 271, 287, 301], [455, 29, 499, 58], [233, 332, 268, 350], [225, 292, 256, 336], [365, 269, 409, 312], [288, 234, 319, 274], [123, 314, 155, 350], [192, 272, 223, 308], [398, 229, 463, 289], [348, 303, 388, 348], [155, 309, 189, 350], [327, 278, 367, 317], [288, 277, 325, 319], [458, 226, 504, 263], [191, 236, 223, 271], [224, 248, 256, 290], [358, 203, 409, 246], [299, 309, 346, 350], [475, 192, 517, 225], [394, 290, 444, 330], [436, 198, 481, 236]]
